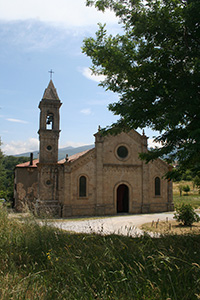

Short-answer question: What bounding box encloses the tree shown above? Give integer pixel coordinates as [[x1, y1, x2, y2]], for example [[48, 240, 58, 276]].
[[0, 138, 29, 201], [2, 155, 30, 201], [83, 0, 200, 176], [182, 184, 190, 195], [193, 175, 200, 194], [174, 204, 200, 226], [178, 185, 183, 196], [0, 138, 7, 199]]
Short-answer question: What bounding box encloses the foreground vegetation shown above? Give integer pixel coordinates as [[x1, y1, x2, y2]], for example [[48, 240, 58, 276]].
[[141, 220, 200, 235], [0, 208, 200, 299]]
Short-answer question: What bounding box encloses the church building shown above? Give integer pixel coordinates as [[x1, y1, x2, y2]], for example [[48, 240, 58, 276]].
[[14, 80, 174, 217]]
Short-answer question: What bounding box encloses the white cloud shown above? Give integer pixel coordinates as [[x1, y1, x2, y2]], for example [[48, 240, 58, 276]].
[[2, 138, 39, 155], [6, 118, 28, 124], [0, 0, 117, 28], [80, 108, 92, 115], [0, 21, 69, 52], [148, 138, 162, 149], [82, 67, 106, 82]]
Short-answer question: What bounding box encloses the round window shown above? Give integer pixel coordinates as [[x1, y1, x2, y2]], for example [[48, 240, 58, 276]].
[[117, 146, 128, 159], [46, 180, 51, 186], [47, 145, 52, 151]]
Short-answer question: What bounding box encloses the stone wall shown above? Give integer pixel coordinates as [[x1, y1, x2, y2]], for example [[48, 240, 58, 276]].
[[14, 167, 38, 211]]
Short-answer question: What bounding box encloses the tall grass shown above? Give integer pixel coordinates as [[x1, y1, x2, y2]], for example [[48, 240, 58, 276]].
[[0, 207, 200, 299]]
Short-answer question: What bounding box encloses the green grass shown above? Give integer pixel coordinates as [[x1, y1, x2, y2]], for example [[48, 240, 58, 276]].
[[0, 208, 200, 299], [173, 194, 200, 209], [173, 180, 200, 209]]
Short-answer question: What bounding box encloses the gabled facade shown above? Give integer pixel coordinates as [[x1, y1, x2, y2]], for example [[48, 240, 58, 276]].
[[14, 81, 174, 216]]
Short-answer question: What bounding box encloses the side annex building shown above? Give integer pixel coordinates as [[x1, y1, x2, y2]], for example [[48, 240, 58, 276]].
[[14, 80, 174, 217]]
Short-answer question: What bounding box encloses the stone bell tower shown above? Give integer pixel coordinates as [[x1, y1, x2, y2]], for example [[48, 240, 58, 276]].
[[38, 80, 62, 163], [36, 80, 62, 216]]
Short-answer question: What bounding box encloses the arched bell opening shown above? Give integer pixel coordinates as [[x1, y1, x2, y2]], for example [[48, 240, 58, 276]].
[[46, 113, 54, 130]]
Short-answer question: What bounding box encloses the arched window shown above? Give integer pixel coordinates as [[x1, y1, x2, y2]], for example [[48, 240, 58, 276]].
[[46, 113, 54, 130], [79, 176, 87, 197], [155, 177, 161, 196]]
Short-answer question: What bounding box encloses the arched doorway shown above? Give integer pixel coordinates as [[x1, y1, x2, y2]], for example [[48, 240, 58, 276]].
[[117, 184, 129, 213]]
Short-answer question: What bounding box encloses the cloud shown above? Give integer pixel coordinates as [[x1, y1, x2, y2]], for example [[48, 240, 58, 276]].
[[0, 0, 117, 28], [148, 138, 162, 149], [6, 118, 28, 124], [80, 108, 92, 115], [2, 138, 39, 155], [0, 21, 68, 52], [82, 67, 106, 83]]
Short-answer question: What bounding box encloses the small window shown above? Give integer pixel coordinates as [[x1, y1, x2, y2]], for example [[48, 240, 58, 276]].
[[79, 176, 87, 197], [46, 180, 51, 186], [155, 177, 161, 196]]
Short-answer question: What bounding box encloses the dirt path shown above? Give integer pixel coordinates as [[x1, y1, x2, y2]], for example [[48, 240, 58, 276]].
[[50, 212, 175, 236]]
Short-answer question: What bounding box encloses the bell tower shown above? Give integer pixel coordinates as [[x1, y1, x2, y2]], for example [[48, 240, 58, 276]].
[[36, 80, 62, 216], [38, 80, 62, 163]]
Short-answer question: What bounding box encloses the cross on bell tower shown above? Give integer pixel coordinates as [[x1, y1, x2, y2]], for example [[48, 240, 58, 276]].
[[48, 69, 54, 80]]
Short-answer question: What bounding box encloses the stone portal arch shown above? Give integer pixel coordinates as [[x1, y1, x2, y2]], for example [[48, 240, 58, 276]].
[[117, 184, 129, 213]]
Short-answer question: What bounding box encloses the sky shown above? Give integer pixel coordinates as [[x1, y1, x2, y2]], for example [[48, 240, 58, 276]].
[[0, 0, 158, 155]]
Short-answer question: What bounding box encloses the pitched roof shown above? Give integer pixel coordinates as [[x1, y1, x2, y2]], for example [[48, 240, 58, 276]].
[[58, 149, 93, 164], [42, 80, 60, 100], [16, 149, 94, 168], [16, 159, 39, 168]]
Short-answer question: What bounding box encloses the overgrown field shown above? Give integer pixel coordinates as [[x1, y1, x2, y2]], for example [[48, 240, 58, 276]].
[[173, 181, 200, 208], [0, 208, 200, 300]]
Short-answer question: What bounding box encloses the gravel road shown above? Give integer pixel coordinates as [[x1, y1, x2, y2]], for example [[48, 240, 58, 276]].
[[49, 212, 175, 237]]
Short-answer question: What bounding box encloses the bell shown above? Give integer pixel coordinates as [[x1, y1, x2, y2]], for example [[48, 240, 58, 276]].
[[46, 115, 53, 124]]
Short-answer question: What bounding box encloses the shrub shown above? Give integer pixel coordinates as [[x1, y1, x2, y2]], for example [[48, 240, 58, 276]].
[[182, 185, 190, 195], [174, 204, 200, 226], [193, 176, 200, 194]]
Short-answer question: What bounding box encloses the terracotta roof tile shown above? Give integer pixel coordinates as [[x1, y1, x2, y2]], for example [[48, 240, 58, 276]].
[[16, 159, 39, 168], [58, 149, 93, 164], [16, 149, 94, 168]]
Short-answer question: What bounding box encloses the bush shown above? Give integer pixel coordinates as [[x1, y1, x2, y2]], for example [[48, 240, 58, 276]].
[[193, 176, 200, 194], [174, 204, 200, 226], [183, 185, 190, 195]]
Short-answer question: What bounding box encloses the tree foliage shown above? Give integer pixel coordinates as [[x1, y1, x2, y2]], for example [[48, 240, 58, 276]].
[[0, 139, 29, 201], [193, 175, 200, 193], [174, 203, 200, 226], [0, 139, 7, 199], [182, 184, 190, 195], [83, 0, 200, 175]]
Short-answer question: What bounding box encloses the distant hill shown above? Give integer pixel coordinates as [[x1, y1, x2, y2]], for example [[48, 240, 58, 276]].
[[14, 144, 94, 161], [58, 145, 94, 160]]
